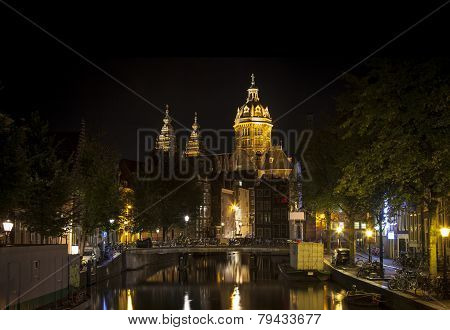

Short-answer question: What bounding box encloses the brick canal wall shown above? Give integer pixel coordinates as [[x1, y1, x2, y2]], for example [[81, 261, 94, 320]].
[[324, 260, 445, 310]]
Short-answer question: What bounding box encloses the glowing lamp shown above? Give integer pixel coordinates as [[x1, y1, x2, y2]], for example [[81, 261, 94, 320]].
[[365, 229, 373, 238], [184, 215, 189, 222], [2, 219, 13, 233], [440, 227, 450, 238]]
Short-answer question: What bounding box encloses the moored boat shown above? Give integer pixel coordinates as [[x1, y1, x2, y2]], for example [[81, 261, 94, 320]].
[[344, 286, 382, 307], [278, 263, 330, 282]]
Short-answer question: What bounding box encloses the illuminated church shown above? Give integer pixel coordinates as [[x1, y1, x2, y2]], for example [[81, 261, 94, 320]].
[[152, 74, 302, 240]]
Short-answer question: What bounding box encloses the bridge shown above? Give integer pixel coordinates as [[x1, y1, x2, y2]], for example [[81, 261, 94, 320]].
[[126, 246, 289, 255]]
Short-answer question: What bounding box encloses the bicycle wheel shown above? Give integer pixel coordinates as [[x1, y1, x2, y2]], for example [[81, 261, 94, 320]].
[[355, 259, 364, 267], [357, 268, 367, 278], [388, 279, 397, 290]]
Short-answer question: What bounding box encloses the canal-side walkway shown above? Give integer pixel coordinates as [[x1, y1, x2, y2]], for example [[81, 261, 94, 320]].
[[324, 256, 450, 310]]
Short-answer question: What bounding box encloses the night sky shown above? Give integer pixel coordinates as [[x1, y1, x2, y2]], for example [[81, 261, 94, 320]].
[[0, 1, 448, 159]]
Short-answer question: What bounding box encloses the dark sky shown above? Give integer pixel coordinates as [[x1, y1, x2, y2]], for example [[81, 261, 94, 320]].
[[0, 1, 448, 159]]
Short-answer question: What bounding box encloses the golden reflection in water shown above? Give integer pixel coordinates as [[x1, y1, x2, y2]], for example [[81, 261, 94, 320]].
[[127, 289, 134, 310], [217, 252, 250, 284], [183, 292, 191, 310], [230, 286, 241, 310], [289, 286, 324, 310], [330, 289, 345, 310]]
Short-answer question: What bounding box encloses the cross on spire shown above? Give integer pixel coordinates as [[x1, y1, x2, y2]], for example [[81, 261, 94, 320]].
[[251, 73, 255, 87]]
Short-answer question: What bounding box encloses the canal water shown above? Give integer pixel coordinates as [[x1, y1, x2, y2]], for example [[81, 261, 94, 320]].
[[90, 252, 364, 310]]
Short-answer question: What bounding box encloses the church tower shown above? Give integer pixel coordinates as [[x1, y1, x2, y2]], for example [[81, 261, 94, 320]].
[[233, 74, 273, 168], [156, 105, 176, 153], [185, 112, 201, 157]]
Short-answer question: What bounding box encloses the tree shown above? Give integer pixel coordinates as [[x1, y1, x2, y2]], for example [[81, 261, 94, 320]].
[[0, 113, 27, 219], [20, 113, 73, 238], [303, 125, 341, 253], [337, 58, 450, 274], [72, 135, 121, 256], [133, 155, 202, 241]]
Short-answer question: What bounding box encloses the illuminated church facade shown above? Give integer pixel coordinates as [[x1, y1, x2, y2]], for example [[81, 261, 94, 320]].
[[153, 75, 303, 240]]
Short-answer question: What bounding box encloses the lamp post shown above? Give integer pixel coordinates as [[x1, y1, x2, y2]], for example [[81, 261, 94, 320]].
[[335, 226, 343, 248], [2, 219, 14, 246], [365, 229, 373, 262], [156, 228, 160, 242], [184, 215, 189, 238], [109, 219, 115, 244], [440, 227, 449, 299], [221, 222, 225, 238]]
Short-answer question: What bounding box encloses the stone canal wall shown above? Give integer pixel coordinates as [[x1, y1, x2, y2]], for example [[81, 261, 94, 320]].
[[324, 260, 444, 310]]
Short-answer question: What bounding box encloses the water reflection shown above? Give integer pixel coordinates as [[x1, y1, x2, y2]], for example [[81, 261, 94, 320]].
[[91, 252, 354, 310]]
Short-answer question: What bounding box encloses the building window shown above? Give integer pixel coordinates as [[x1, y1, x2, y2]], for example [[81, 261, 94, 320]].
[[264, 212, 271, 224], [256, 189, 263, 197], [256, 201, 263, 210], [264, 189, 271, 197], [256, 228, 263, 238], [280, 225, 288, 238], [264, 228, 272, 239], [273, 208, 280, 221], [264, 200, 271, 210], [256, 213, 263, 224], [273, 224, 280, 238]]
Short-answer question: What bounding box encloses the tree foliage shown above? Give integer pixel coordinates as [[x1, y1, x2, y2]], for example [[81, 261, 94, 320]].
[[72, 135, 121, 253], [20, 113, 73, 237], [133, 163, 202, 240], [0, 113, 27, 218], [336, 58, 450, 273]]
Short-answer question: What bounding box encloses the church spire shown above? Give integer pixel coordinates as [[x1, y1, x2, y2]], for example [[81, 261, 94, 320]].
[[156, 104, 176, 153], [185, 112, 201, 157]]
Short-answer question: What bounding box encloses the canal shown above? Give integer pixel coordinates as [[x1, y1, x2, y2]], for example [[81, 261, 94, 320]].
[[90, 252, 369, 310]]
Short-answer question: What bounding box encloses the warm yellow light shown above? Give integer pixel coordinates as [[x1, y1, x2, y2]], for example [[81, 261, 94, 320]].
[[319, 213, 326, 220], [231, 204, 239, 212], [126, 204, 132, 209], [335, 226, 343, 234], [365, 229, 373, 238], [440, 227, 450, 238], [221, 222, 225, 226], [156, 229, 160, 233]]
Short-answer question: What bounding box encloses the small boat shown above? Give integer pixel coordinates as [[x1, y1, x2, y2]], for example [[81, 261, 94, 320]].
[[344, 287, 382, 307], [278, 263, 330, 282]]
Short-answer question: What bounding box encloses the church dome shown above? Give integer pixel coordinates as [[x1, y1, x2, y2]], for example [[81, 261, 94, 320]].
[[234, 74, 272, 125]]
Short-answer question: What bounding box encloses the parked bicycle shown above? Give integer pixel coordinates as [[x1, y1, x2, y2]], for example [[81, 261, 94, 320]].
[[357, 260, 382, 278]]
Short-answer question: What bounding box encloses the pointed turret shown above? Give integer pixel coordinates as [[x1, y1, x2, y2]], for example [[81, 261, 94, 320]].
[[156, 104, 176, 153], [185, 112, 201, 157]]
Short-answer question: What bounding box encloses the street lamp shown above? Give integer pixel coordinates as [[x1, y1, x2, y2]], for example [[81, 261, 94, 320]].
[[440, 227, 449, 299], [335, 226, 343, 248], [2, 219, 13, 246], [156, 228, 160, 241], [365, 229, 373, 262], [108, 219, 115, 244], [184, 215, 189, 238], [221, 222, 225, 238]]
